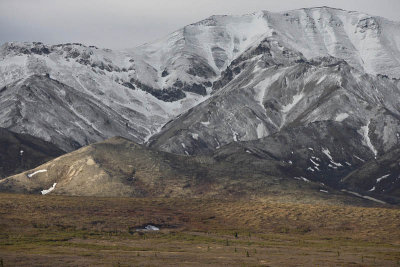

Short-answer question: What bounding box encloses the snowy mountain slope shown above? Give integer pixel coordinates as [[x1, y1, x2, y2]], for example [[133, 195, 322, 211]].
[[263, 7, 400, 78], [129, 13, 273, 90], [147, 31, 400, 204], [149, 35, 400, 157], [0, 43, 207, 150], [132, 6, 400, 91], [0, 74, 144, 151], [1, 7, 400, 203], [0, 6, 400, 152]]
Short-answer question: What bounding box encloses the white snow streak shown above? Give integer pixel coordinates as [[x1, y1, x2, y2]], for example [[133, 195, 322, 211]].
[[316, 75, 326, 85], [256, 123, 267, 139], [322, 148, 333, 161], [232, 131, 238, 142], [360, 121, 378, 157], [27, 169, 47, 178], [41, 183, 57, 195], [282, 92, 304, 113], [322, 148, 342, 167], [310, 158, 320, 167], [294, 177, 310, 183], [376, 174, 390, 183], [354, 155, 365, 162]]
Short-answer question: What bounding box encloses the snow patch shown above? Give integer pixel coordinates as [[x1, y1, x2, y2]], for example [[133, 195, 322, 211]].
[[27, 169, 47, 178], [322, 148, 333, 161], [368, 186, 376, 192], [282, 92, 304, 113], [310, 158, 319, 167], [232, 131, 239, 142], [328, 164, 337, 169], [354, 155, 365, 162], [41, 183, 56, 195], [335, 113, 349, 122], [322, 148, 342, 167], [136, 225, 160, 232], [311, 156, 320, 161], [191, 133, 199, 140], [360, 121, 378, 157], [256, 123, 267, 139], [294, 177, 310, 183], [377, 174, 390, 183], [144, 225, 159, 231], [254, 71, 285, 109], [316, 75, 326, 85]]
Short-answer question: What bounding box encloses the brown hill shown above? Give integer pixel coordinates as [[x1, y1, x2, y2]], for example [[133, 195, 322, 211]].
[[0, 136, 386, 206]]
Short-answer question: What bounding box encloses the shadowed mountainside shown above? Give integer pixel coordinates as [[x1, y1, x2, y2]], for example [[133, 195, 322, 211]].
[[0, 128, 64, 179]]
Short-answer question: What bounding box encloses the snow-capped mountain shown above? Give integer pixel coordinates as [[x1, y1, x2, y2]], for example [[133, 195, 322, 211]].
[[1, 7, 400, 151], [145, 7, 400, 202], [149, 40, 400, 156], [0, 42, 207, 150], [1, 7, 400, 202]]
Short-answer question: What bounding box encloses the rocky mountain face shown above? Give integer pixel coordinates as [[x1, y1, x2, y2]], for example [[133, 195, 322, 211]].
[[0, 42, 207, 151], [0, 128, 64, 179], [1, 7, 400, 203], [1, 7, 400, 151]]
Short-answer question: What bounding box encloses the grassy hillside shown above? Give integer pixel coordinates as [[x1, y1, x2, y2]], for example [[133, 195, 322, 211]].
[[0, 194, 399, 266]]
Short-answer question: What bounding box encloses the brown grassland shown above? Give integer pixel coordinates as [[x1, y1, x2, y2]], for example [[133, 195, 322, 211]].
[[0, 193, 399, 266]]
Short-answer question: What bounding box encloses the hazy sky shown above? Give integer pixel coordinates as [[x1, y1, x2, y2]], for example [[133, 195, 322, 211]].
[[1, 0, 399, 49]]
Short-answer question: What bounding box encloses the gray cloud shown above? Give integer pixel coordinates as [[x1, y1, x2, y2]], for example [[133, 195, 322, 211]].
[[1, 0, 399, 49]]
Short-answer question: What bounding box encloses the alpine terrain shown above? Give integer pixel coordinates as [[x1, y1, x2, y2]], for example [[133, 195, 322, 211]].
[[1, 6, 400, 204]]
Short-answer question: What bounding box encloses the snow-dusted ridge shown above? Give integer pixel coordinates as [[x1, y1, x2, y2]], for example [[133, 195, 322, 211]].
[[1, 6, 400, 153]]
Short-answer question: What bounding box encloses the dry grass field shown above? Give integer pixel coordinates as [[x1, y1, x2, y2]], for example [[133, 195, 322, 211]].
[[0, 193, 399, 266]]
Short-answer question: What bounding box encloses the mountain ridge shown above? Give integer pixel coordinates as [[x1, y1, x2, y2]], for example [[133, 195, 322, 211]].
[[1, 7, 400, 202]]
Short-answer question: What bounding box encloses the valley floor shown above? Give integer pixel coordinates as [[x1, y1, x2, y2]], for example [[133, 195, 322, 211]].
[[0, 194, 399, 266]]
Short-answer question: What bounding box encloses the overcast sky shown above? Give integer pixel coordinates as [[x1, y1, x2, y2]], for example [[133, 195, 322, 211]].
[[1, 0, 399, 49]]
